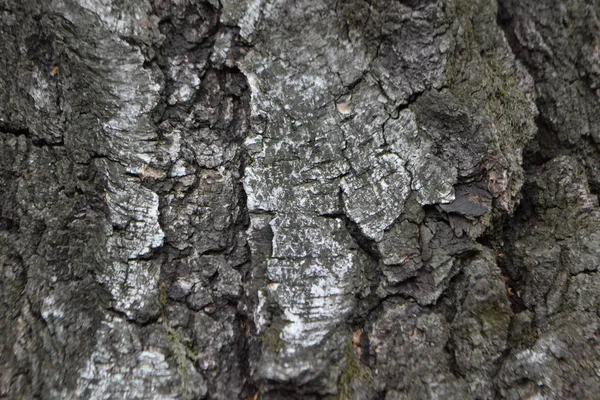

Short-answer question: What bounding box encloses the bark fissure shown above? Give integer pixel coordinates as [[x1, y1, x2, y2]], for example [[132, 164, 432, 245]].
[[2, 0, 600, 399]]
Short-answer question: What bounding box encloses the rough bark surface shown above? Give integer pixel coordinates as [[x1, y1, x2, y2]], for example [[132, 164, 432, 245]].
[[0, 0, 598, 399]]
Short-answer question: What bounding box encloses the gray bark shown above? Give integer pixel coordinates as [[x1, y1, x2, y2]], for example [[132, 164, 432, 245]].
[[0, 0, 599, 399]]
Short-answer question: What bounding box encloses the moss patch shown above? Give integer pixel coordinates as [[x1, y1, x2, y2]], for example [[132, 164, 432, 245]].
[[159, 283, 168, 307], [446, 0, 532, 135], [261, 322, 285, 353], [164, 322, 200, 399], [337, 342, 373, 400], [158, 285, 200, 399]]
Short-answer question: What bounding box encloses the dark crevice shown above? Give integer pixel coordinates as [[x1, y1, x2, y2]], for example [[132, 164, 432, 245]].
[[570, 268, 599, 277], [475, 234, 527, 316], [390, 88, 427, 118], [494, 2, 585, 318], [490, 346, 513, 382], [335, 194, 381, 264], [488, 3, 600, 394], [0, 121, 64, 147], [0, 217, 19, 232], [150, 1, 257, 397], [444, 339, 466, 379], [435, 270, 465, 322], [0, 121, 30, 137], [344, 217, 381, 263], [496, 251, 528, 313]]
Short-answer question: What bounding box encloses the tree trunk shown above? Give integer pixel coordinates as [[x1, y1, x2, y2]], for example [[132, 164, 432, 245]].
[[1, 0, 599, 398]]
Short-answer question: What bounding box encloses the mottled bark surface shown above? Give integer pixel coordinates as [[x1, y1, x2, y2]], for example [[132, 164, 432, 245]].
[[0, 0, 599, 399]]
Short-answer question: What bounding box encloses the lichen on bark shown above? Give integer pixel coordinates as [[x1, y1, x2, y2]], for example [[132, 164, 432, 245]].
[[1, 0, 600, 399]]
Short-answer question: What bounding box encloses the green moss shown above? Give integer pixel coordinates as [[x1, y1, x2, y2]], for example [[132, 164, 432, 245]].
[[445, 0, 533, 149], [157, 278, 199, 398], [261, 323, 285, 353], [5, 279, 24, 305], [442, 0, 536, 214], [481, 308, 510, 329], [159, 284, 168, 307], [337, 342, 373, 400], [164, 322, 200, 399], [166, 325, 199, 360], [159, 283, 198, 400], [482, 57, 532, 143]]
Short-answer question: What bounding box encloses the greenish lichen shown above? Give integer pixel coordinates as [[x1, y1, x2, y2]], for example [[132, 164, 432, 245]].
[[446, 0, 531, 142], [481, 308, 511, 330], [159, 284, 168, 307], [482, 57, 532, 145], [164, 322, 200, 400], [337, 342, 373, 400], [443, 0, 535, 213], [261, 323, 285, 353], [158, 286, 198, 399]]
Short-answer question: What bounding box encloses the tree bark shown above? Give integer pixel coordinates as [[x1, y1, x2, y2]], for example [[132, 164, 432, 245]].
[[0, 0, 599, 399]]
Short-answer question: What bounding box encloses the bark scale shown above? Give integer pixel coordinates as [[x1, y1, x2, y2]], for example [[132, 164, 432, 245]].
[[0, 0, 599, 399]]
